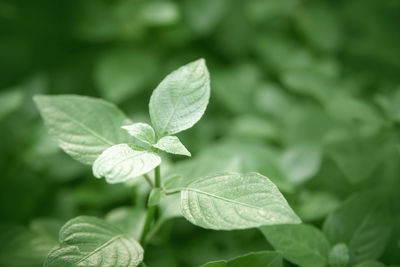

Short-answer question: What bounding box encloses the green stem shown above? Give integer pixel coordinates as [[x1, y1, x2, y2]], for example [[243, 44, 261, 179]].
[[143, 174, 154, 188], [139, 166, 161, 246]]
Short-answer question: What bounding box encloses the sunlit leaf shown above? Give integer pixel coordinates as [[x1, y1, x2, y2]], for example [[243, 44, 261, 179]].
[[44, 216, 143, 267], [153, 136, 191, 156], [34, 95, 132, 165], [180, 172, 301, 230], [149, 59, 210, 136], [93, 144, 161, 184]]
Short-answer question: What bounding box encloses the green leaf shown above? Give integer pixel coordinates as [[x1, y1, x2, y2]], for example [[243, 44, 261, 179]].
[[122, 123, 156, 145], [149, 58, 210, 136], [95, 48, 158, 103], [44, 216, 143, 267], [323, 191, 392, 264], [200, 251, 282, 267], [180, 172, 301, 230], [261, 224, 331, 267], [33, 95, 132, 165], [153, 136, 191, 156], [148, 188, 163, 207], [280, 144, 322, 185], [0, 88, 24, 121], [329, 243, 350, 267], [0, 224, 58, 267], [93, 144, 161, 184], [106, 207, 147, 241], [354, 261, 386, 267]]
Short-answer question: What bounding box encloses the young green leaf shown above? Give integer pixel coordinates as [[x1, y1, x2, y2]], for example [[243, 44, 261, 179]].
[[148, 188, 163, 207], [44, 216, 143, 267], [153, 136, 191, 156], [93, 144, 161, 184], [106, 207, 147, 241], [260, 224, 331, 267], [329, 243, 350, 267], [33, 95, 132, 165], [149, 58, 210, 136], [180, 172, 301, 230], [200, 251, 282, 267], [323, 191, 392, 264], [122, 123, 156, 145]]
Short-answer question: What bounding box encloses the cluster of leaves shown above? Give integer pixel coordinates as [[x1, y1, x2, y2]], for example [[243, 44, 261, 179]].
[[1, 0, 400, 266]]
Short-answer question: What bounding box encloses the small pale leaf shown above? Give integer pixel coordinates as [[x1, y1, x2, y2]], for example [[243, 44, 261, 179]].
[[44, 216, 143, 267], [148, 188, 163, 207], [93, 144, 161, 184], [149, 58, 210, 136], [180, 172, 301, 230], [33, 95, 132, 165], [122, 123, 156, 145], [153, 136, 191, 156]]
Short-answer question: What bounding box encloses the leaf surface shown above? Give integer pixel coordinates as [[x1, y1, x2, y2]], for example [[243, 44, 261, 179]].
[[149, 58, 210, 136], [93, 144, 161, 184], [261, 224, 330, 267], [200, 251, 282, 267], [34, 95, 132, 165], [153, 136, 191, 156], [180, 172, 300, 230], [323, 191, 392, 264], [122, 123, 156, 145], [44, 216, 143, 267]]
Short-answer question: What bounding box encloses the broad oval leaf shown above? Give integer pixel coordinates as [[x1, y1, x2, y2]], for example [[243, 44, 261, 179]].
[[149, 58, 210, 136], [322, 191, 392, 264], [153, 136, 191, 156], [200, 251, 282, 267], [44, 216, 143, 267], [180, 172, 301, 230], [93, 144, 161, 184], [122, 123, 156, 145], [33, 95, 132, 165], [261, 224, 331, 267]]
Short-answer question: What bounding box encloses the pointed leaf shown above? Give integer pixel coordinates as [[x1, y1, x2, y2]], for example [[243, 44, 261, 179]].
[[44, 216, 143, 267], [149, 58, 210, 136], [261, 224, 331, 267], [122, 123, 156, 145], [148, 188, 163, 207], [180, 172, 301, 230], [200, 251, 282, 267], [153, 136, 191, 156], [93, 144, 161, 184], [33, 95, 132, 165], [323, 191, 392, 264]]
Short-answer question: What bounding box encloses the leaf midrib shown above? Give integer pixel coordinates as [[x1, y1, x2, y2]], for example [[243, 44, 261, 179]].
[[183, 187, 262, 210], [55, 108, 115, 146], [74, 234, 124, 265]]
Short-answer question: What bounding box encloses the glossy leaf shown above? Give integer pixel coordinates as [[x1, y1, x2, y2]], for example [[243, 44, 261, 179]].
[[44, 216, 143, 267], [323, 191, 392, 264], [261, 224, 330, 267], [149, 58, 210, 136], [180, 172, 301, 230], [153, 136, 191, 156], [122, 123, 156, 145], [200, 251, 282, 267], [93, 144, 161, 184], [34, 95, 132, 165]]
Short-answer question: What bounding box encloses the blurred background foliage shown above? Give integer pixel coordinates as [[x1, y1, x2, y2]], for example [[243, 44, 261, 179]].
[[0, 0, 400, 266]]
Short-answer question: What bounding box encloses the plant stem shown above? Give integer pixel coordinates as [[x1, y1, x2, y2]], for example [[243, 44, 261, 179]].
[[143, 174, 154, 188], [139, 166, 161, 245]]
